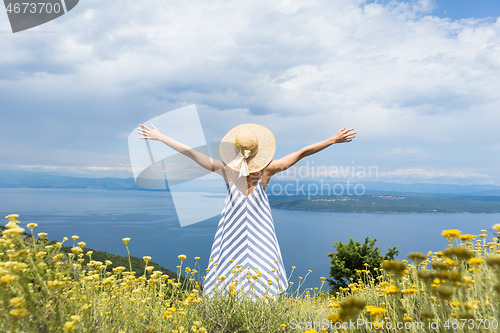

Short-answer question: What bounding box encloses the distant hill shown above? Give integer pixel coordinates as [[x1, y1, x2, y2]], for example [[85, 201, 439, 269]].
[[361, 181, 500, 196], [267, 180, 500, 198], [1, 169, 500, 196], [0, 169, 140, 190], [270, 193, 500, 213]]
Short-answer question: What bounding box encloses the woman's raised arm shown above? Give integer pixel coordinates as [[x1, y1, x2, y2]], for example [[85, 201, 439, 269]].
[[266, 127, 356, 176], [138, 123, 225, 173]]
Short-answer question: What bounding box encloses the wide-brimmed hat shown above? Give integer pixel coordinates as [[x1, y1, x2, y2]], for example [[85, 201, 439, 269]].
[[219, 124, 276, 176]]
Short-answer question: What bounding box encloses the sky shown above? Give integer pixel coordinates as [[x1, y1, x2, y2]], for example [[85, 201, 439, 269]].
[[1, 0, 500, 185]]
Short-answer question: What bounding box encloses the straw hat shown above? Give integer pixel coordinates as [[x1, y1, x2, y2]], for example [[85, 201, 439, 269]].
[[219, 124, 276, 176]]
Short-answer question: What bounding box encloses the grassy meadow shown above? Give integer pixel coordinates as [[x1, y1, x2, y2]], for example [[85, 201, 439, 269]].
[[1, 214, 500, 332]]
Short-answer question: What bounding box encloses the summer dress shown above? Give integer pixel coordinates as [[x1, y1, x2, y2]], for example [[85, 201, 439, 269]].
[[203, 178, 288, 298]]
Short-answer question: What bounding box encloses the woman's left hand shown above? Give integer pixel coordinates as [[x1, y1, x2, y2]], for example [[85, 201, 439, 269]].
[[332, 127, 356, 143]]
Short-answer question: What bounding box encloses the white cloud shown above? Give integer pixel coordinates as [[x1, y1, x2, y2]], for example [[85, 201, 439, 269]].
[[378, 167, 492, 183], [0, 142, 131, 176], [384, 148, 423, 156], [13, 164, 131, 177], [1, 0, 499, 183]]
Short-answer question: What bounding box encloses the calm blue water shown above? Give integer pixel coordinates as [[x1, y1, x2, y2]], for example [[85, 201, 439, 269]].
[[1, 188, 499, 290]]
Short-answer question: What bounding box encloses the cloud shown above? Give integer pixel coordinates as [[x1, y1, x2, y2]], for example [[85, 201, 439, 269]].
[[1, 0, 499, 183], [384, 148, 423, 156], [378, 167, 492, 184], [0, 142, 131, 177], [13, 164, 131, 177]]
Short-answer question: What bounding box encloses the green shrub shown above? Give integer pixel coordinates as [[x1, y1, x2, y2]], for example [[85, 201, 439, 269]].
[[327, 237, 398, 291]]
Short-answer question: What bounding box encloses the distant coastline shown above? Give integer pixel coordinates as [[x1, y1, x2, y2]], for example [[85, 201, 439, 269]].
[[0, 169, 139, 190], [2, 169, 500, 214], [270, 193, 500, 214]]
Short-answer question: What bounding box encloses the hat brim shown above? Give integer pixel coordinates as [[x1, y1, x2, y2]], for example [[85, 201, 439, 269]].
[[219, 124, 276, 174]]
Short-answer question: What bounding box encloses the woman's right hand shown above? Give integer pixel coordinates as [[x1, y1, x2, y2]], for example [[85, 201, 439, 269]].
[[137, 123, 163, 140]]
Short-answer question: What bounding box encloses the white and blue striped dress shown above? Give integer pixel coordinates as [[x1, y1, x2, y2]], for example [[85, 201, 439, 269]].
[[203, 178, 288, 298]]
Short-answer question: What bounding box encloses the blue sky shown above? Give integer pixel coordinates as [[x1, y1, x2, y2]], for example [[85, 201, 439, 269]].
[[428, 0, 500, 20], [1, 0, 500, 185]]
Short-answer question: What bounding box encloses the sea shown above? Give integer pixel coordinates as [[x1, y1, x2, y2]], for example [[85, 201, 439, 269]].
[[1, 188, 499, 290]]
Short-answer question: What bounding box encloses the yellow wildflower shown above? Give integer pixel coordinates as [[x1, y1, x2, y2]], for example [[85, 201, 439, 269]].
[[122, 238, 130, 245], [402, 288, 418, 294], [64, 321, 75, 332], [445, 258, 458, 267], [383, 285, 398, 294], [2, 227, 24, 238], [459, 234, 476, 241], [178, 254, 187, 262], [9, 297, 25, 308], [442, 229, 461, 238], [327, 312, 342, 323], [26, 223, 38, 231], [372, 321, 385, 329], [5, 221, 19, 229], [47, 280, 59, 287], [465, 302, 479, 310], [366, 305, 388, 318], [467, 258, 483, 265], [36, 251, 47, 258], [9, 308, 27, 318], [0, 275, 18, 285]]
